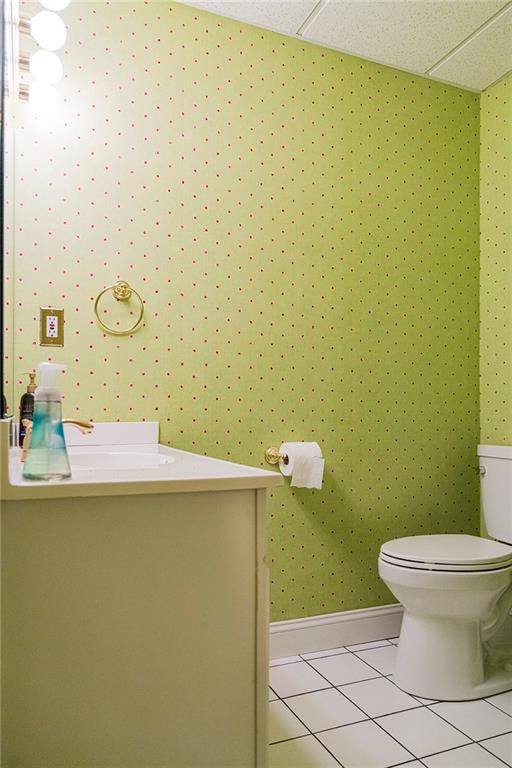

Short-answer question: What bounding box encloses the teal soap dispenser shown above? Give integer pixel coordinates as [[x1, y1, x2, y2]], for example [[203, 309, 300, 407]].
[[22, 362, 71, 481]]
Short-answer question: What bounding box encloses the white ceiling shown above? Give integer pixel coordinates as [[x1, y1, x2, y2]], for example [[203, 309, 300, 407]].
[[178, 0, 512, 92]]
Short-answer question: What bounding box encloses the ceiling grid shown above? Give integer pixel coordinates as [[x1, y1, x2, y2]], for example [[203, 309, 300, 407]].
[[180, 0, 512, 91]]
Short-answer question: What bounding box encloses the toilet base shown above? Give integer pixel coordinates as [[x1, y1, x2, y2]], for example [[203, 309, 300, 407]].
[[394, 610, 512, 701]]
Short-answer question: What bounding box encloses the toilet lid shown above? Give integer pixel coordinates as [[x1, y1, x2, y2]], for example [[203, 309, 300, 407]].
[[380, 534, 512, 571]]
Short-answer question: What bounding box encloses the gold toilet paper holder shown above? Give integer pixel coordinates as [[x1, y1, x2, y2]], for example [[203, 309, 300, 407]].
[[264, 447, 289, 466]]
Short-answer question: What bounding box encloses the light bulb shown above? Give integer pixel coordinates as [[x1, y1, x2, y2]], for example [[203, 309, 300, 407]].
[[30, 50, 63, 84], [29, 82, 59, 111], [30, 11, 67, 51], [39, 0, 71, 10]]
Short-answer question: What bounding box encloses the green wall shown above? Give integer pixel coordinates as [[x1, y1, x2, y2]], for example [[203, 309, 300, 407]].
[[480, 72, 512, 445], [6, 2, 481, 620]]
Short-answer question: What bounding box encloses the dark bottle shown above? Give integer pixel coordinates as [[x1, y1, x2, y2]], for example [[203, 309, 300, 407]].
[[19, 372, 37, 445]]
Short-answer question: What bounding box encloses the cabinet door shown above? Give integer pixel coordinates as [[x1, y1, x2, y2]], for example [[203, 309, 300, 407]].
[[2, 490, 262, 768]]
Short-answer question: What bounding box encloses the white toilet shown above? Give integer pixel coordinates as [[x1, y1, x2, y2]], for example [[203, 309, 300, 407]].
[[379, 444, 512, 701]]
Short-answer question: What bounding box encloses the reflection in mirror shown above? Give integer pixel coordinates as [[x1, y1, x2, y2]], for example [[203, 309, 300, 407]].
[[0, 0, 6, 417]]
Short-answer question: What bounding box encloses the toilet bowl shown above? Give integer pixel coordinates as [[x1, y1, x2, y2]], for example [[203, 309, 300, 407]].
[[379, 535, 512, 700], [379, 444, 512, 701]]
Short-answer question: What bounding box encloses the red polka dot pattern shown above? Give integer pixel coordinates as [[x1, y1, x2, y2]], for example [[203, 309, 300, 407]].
[[479, 72, 512, 446], [4, 1, 481, 620]]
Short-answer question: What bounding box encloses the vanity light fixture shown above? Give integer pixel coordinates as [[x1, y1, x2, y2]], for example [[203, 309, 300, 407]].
[[30, 10, 67, 51], [29, 49, 63, 84], [16, 0, 69, 106], [28, 81, 59, 109]]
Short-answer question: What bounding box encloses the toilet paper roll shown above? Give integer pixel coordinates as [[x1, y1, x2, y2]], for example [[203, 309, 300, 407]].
[[279, 442, 323, 477], [278, 442, 324, 489]]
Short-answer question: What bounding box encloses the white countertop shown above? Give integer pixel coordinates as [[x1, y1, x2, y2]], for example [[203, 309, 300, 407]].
[[0, 421, 283, 500]]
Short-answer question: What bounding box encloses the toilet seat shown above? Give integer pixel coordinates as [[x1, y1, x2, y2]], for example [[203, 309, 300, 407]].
[[380, 534, 512, 573]]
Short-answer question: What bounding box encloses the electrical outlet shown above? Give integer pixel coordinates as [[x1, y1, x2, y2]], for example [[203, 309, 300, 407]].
[[40, 308, 64, 346]]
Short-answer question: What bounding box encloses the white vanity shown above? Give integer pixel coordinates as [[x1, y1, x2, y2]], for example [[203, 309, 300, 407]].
[[0, 421, 282, 768]]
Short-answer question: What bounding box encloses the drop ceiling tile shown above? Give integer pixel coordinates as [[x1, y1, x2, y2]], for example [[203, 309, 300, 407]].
[[177, 1, 318, 35], [302, 1, 508, 74], [429, 6, 512, 91]]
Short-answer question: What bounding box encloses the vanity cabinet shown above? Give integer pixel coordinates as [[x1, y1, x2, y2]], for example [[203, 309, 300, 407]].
[[0, 424, 281, 768]]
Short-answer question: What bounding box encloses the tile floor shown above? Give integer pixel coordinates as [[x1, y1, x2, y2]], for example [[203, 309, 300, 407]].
[[268, 638, 512, 768]]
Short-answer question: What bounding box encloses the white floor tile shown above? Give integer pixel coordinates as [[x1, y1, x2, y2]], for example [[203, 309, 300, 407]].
[[377, 707, 470, 758], [423, 743, 508, 768], [269, 687, 279, 701], [430, 699, 512, 741], [388, 637, 400, 645], [269, 700, 309, 744], [269, 735, 341, 767], [341, 676, 421, 718], [309, 653, 379, 686], [346, 640, 392, 652], [486, 690, 512, 717], [480, 732, 512, 766], [284, 687, 367, 733], [270, 661, 331, 698], [354, 645, 398, 676], [270, 655, 303, 667], [317, 719, 414, 768], [301, 646, 349, 660]]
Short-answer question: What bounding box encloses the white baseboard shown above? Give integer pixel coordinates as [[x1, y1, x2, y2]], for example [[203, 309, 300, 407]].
[[269, 604, 403, 659]]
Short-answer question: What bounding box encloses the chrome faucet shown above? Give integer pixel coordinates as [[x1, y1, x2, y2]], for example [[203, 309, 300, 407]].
[[21, 418, 94, 462]]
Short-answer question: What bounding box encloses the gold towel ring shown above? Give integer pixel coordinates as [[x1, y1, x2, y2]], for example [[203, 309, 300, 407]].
[[94, 280, 144, 336]]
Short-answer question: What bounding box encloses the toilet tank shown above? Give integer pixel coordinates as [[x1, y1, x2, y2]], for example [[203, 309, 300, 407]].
[[478, 445, 512, 545]]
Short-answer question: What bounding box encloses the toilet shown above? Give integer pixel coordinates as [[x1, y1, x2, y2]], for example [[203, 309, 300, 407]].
[[379, 444, 512, 701]]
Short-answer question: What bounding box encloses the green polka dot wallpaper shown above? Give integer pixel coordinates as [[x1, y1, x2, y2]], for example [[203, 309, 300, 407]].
[[480, 72, 512, 446], [4, 1, 481, 620]]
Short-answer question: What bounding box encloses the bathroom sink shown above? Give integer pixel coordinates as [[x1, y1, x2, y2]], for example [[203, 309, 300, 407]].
[[3, 421, 283, 497], [69, 451, 175, 470]]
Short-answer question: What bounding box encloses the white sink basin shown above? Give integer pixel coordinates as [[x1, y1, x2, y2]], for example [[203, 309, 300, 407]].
[[69, 451, 175, 470], [3, 421, 283, 498]]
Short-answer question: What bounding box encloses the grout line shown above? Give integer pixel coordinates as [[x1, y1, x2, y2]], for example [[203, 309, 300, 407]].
[[406, 742, 477, 762], [299, 649, 350, 662], [365, 712, 418, 763], [300, 640, 394, 661], [303, 716, 375, 738], [425, 704, 512, 745], [269, 639, 512, 767], [301, 651, 382, 689], [484, 698, 512, 719], [271, 684, 334, 699], [334, 694, 422, 720], [269, 732, 312, 747], [274, 658, 418, 762], [405, 704, 475, 750], [310, 732, 346, 767], [348, 642, 395, 649], [277, 695, 345, 766], [295, 0, 326, 37], [344, 644, 395, 678], [478, 737, 512, 768], [426, 0, 512, 75]]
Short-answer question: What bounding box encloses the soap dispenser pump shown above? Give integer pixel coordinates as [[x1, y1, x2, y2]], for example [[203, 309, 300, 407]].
[[22, 363, 71, 481]]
